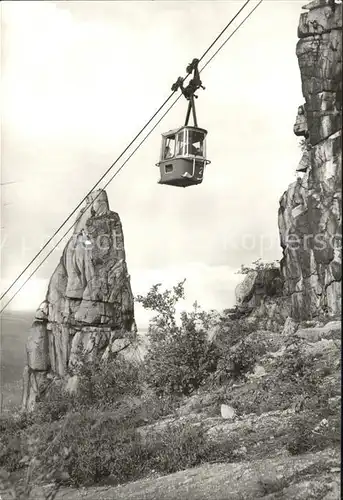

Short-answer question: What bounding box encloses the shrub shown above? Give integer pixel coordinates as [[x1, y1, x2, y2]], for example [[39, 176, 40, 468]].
[[33, 355, 143, 423], [136, 283, 219, 396], [299, 138, 312, 153], [286, 412, 341, 456], [25, 412, 145, 487], [214, 338, 258, 383], [275, 343, 331, 400], [22, 412, 236, 488], [74, 356, 142, 409], [147, 422, 211, 474], [146, 421, 235, 474], [210, 319, 259, 385], [35, 384, 73, 423], [136, 280, 263, 395], [145, 316, 218, 396], [214, 316, 256, 348], [0, 416, 26, 473], [236, 258, 280, 275]]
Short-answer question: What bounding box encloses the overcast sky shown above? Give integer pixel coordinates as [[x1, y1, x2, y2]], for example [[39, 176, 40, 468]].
[[1, 0, 305, 326]]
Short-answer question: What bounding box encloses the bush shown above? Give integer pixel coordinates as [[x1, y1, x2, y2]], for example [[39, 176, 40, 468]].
[[146, 422, 235, 474], [35, 384, 73, 423], [286, 412, 341, 456], [299, 138, 312, 153], [211, 319, 259, 384], [136, 281, 262, 394], [236, 258, 280, 275], [147, 422, 210, 474], [136, 283, 219, 396], [214, 338, 258, 383], [74, 356, 142, 409], [25, 412, 146, 487], [145, 315, 218, 396], [21, 411, 236, 488], [0, 416, 27, 473], [33, 356, 143, 424]]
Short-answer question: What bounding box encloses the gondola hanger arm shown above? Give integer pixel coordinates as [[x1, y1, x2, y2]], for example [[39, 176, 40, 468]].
[[171, 58, 205, 100]]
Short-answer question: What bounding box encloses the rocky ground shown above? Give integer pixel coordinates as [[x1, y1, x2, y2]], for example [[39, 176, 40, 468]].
[[32, 318, 338, 500], [56, 449, 340, 500]]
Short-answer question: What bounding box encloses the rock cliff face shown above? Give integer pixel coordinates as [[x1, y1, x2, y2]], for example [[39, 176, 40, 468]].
[[22, 190, 137, 410], [278, 0, 342, 320]]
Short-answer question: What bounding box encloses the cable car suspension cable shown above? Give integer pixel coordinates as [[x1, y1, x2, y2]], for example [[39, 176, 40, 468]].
[[200, 0, 263, 73], [0, 0, 253, 305], [0, 0, 262, 313], [0, 94, 183, 314], [198, 0, 252, 63]]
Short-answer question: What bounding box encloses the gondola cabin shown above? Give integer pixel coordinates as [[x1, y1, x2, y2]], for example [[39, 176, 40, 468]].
[[156, 126, 210, 187]]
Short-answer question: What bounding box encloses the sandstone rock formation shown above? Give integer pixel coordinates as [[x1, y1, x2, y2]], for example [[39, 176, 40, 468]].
[[278, 0, 342, 320], [21, 190, 137, 411], [231, 267, 288, 332], [235, 268, 284, 309]]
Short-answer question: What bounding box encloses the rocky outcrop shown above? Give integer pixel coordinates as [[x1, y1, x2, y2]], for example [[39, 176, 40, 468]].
[[235, 268, 284, 309], [232, 268, 288, 331], [21, 190, 137, 411], [278, 0, 342, 320]]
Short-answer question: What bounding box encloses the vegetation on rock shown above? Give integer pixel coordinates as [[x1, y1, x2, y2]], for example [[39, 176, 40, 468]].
[[0, 278, 340, 499]]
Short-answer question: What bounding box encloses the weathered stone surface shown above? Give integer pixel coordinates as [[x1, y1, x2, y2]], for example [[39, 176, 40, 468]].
[[294, 105, 309, 137], [279, 132, 342, 319], [295, 319, 341, 342], [235, 271, 258, 306], [303, 0, 338, 11], [235, 269, 284, 311], [35, 300, 49, 321], [220, 404, 236, 419], [296, 149, 311, 172], [298, 1, 342, 38], [282, 316, 299, 336], [21, 190, 136, 411], [296, 34, 342, 145], [279, 0, 342, 320], [21, 369, 49, 412], [65, 375, 80, 395], [245, 296, 291, 332], [26, 321, 49, 371], [55, 449, 340, 500]]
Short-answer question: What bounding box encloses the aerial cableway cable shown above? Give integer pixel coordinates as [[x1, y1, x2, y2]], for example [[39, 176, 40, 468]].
[[0, 0, 263, 314], [200, 0, 263, 73], [0, 0, 253, 304], [0, 0, 252, 304]]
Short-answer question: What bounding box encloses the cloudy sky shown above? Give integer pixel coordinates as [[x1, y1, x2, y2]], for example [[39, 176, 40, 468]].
[[1, 0, 305, 326]]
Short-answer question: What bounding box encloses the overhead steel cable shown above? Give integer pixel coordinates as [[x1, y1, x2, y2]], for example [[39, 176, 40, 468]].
[[198, 0, 251, 63], [0, 95, 181, 314], [0, 0, 252, 304], [0, 93, 176, 303], [0, 0, 263, 313], [200, 0, 263, 73]]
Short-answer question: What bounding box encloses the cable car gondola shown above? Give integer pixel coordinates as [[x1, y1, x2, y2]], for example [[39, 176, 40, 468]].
[[156, 59, 211, 188]]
